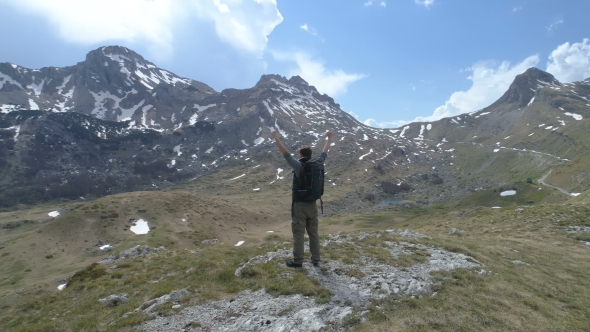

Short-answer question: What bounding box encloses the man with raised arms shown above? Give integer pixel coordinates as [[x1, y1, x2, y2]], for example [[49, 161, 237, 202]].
[[271, 129, 333, 268]]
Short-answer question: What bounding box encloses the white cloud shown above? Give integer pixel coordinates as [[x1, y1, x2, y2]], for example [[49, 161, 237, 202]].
[[413, 55, 540, 123], [364, 118, 408, 128], [512, 6, 522, 12], [364, 39, 590, 129], [546, 38, 590, 82], [347, 110, 360, 118], [415, 0, 435, 8], [272, 51, 366, 97], [1, 0, 282, 58], [364, 0, 386, 7], [191, 0, 283, 56], [300, 23, 318, 36], [364, 55, 538, 128], [2, 0, 179, 55], [546, 18, 564, 33]]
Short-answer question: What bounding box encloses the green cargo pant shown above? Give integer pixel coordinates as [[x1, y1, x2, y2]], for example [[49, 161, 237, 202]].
[[291, 201, 320, 265]]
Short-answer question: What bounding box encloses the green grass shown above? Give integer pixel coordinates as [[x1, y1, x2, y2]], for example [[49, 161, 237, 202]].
[[0, 242, 333, 331], [1, 168, 590, 331], [341, 199, 590, 331]]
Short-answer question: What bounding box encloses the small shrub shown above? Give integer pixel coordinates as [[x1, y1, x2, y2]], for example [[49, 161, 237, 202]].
[[185, 321, 201, 328], [431, 177, 444, 185], [69, 263, 108, 284], [265, 234, 280, 241], [342, 313, 362, 328], [382, 181, 411, 194], [240, 267, 261, 278], [217, 268, 236, 284], [345, 268, 366, 279], [367, 305, 388, 323]]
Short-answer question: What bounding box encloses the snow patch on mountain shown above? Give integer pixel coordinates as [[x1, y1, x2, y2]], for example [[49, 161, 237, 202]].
[[564, 112, 583, 120], [0, 72, 24, 90], [141, 105, 154, 127], [263, 100, 274, 116], [90, 91, 125, 119], [194, 104, 215, 112], [399, 126, 409, 138], [119, 100, 145, 121], [173, 144, 182, 157], [27, 77, 45, 96], [359, 148, 374, 160], [28, 99, 40, 110]]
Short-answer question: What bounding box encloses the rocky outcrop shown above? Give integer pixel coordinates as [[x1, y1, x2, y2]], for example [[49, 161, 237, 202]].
[[139, 229, 487, 332], [98, 293, 129, 306], [140, 289, 353, 332], [99, 245, 166, 264]]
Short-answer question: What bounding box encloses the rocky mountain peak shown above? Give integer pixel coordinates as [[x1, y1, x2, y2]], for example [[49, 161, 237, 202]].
[[287, 75, 310, 87], [497, 67, 561, 107], [86, 46, 155, 72], [255, 74, 288, 86], [517, 67, 560, 86], [255, 74, 313, 91]]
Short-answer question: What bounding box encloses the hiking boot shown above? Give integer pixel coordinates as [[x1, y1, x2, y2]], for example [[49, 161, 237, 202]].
[[286, 260, 302, 268], [312, 262, 319, 267]]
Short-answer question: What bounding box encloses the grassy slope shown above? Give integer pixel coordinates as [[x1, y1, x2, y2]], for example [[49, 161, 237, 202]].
[[0, 187, 589, 331], [542, 152, 590, 193], [0, 190, 280, 313], [318, 193, 590, 331]]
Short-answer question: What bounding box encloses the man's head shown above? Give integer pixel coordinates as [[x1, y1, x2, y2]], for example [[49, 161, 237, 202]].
[[299, 145, 312, 159]]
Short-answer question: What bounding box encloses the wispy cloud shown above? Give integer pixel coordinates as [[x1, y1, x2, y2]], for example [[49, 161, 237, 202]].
[[414, 0, 435, 8], [272, 51, 366, 97], [364, 55, 539, 128], [546, 18, 564, 34], [2, 0, 283, 58], [357, 112, 408, 128], [363, 118, 408, 128], [300, 23, 318, 36], [512, 6, 522, 12], [546, 38, 590, 82], [364, 1, 387, 8], [369, 38, 590, 128], [413, 55, 540, 123]]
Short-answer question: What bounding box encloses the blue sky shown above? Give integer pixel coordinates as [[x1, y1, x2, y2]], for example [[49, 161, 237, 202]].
[[0, 0, 589, 128]]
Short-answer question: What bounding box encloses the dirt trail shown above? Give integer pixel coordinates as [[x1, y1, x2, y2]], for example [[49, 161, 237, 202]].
[[539, 170, 575, 196]]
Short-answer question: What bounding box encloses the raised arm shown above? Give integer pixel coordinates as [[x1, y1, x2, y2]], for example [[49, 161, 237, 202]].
[[322, 131, 333, 153], [271, 130, 289, 155]]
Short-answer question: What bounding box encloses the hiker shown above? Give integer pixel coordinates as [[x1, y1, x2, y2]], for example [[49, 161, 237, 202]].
[[271, 129, 333, 268]]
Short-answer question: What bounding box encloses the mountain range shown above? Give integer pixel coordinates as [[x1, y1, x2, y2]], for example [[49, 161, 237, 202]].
[[0, 45, 589, 209]]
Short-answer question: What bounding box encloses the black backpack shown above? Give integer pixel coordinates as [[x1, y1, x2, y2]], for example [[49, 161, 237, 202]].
[[293, 159, 325, 212]]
